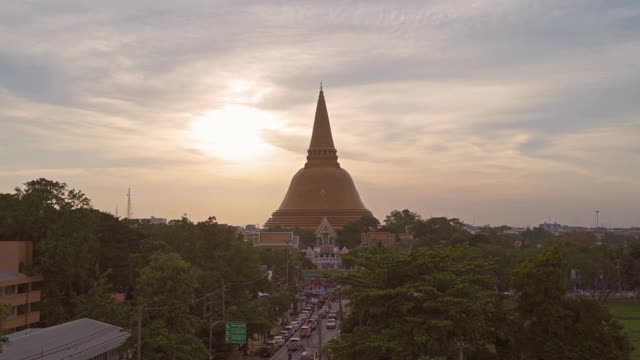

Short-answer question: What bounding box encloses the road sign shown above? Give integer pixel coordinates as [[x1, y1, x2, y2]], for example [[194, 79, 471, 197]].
[[225, 322, 246, 344]]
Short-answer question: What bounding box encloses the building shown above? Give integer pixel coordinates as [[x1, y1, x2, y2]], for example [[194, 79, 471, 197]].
[[264, 87, 372, 230], [360, 232, 397, 248], [304, 218, 347, 269], [133, 216, 167, 224], [0, 241, 42, 332], [0, 318, 129, 360], [251, 232, 299, 250]]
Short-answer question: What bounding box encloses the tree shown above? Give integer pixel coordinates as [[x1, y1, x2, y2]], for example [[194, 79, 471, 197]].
[[413, 217, 469, 247], [136, 252, 200, 334], [0, 304, 9, 353], [134, 252, 208, 359], [337, 215, 380, 249], [328, 246, 497, 359], [72, 270, 130, 327], [382, 209, 421, 234], [513, 245, 632, 359]]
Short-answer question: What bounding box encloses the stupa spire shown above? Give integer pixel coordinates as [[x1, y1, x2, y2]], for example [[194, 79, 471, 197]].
[[307, 86, 338, 166]]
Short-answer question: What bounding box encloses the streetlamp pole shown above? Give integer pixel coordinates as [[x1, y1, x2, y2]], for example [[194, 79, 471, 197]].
[[208, 320, 224, 360], [136, 305, 143, 360], [209, 278, 225, 360], [286, 239, 290, 289]]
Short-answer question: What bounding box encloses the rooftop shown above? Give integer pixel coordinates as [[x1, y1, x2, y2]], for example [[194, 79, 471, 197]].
[[1, 318, 129, 360], [0, 268, 26, 281]]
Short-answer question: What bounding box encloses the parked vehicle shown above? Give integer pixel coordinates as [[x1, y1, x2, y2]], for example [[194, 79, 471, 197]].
[[273, 336, 286, 346], [326, 319, 337, 329], [288, 337, 302, 351], [319, 308, 328, 318], [306, 318, 317, 330], [327, 312, 337, 320], [280, 330, 292, 340], [260, 345, 273, 357], [300, 325, 311, 337]]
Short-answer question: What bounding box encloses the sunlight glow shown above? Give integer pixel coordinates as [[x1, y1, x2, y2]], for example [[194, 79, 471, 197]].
[[189, 105, 282, 161]]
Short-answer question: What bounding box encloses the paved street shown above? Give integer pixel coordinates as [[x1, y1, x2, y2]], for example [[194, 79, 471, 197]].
[[266, 298, 349, 360], [268, 317, 341, 360]]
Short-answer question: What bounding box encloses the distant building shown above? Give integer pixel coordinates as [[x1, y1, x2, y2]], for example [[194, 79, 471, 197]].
[[360, 232, 396, 248], [239, 224, 260, 242], [264, 88, 373, 230], [304, 218, 347, 269], [0, 241, 42, 332], [252, 232, 299, 249], [134, 216, 167, 224], [0, 318, 129, 360]]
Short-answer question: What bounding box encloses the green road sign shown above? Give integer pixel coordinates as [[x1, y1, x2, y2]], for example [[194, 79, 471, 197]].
[[225, 322, 246, 344]]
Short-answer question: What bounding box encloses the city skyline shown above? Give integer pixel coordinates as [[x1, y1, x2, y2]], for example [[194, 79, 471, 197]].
[[1, 1, 640, 227]]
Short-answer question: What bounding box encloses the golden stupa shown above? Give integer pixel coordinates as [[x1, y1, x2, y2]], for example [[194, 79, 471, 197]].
[[264, 87, 372, 230]]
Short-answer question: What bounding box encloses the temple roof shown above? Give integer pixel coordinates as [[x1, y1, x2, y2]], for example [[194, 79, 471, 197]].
[[309, 88, 335, 150], [264, 86, 372, 230]]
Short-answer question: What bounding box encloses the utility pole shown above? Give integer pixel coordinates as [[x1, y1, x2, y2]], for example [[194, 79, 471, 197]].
[[285, 239, 290, 289], [221, 278, 225, 319], [616, 259, 622, 292], [127, 188, 132, 219], [208, 279, 225, 359], [136, 305, 143, 360], [317, 313, 322, 359]]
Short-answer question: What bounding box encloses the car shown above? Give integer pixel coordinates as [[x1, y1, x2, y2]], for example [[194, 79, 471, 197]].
[[285, 325, 296, 333], [327, 312, 337, 320], [307, 318, 318, 330], [288, 337, 302, 351], [290, 321, 300, 330], [326, 319, 337, 329], [273, 336, 286, 346], [279, 330, 292, 340], [300, 325, 311, 337], [260, 345, 273, 357]]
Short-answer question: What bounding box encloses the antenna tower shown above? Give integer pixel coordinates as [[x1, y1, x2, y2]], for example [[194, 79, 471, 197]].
[[127, 188, 132, 219]]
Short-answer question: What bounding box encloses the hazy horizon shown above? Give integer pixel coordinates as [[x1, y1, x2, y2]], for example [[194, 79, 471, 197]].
[[1, 1, 639, 228]]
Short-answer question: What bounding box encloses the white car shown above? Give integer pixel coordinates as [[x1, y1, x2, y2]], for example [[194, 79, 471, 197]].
[[288, 337, 302, 351], [273, 336, 285, 346], [326, 319, 337, 329]]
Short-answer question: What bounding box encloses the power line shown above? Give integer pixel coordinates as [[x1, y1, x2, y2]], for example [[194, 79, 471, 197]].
[[16, 327, 120, 360]]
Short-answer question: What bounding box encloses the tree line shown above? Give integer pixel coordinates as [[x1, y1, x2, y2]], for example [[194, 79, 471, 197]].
[[0, 179, 294, 359], [325, 209, 639, 360]]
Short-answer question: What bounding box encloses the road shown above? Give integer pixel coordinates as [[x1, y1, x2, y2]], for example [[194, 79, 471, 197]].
[[269, 299, 349, 360]]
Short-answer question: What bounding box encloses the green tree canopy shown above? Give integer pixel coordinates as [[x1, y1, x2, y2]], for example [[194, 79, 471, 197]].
[[329, 246, 497, 359], [382, 209, 421, 234], [338, 215, 380, 249], [513, 245, 632, 360]]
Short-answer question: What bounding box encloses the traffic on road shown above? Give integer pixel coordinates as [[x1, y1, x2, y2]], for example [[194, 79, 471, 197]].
[[262, 289, 346, 360]]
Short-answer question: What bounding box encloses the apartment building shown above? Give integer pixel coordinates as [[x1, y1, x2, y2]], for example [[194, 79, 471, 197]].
[[0, 241, 43, 332]]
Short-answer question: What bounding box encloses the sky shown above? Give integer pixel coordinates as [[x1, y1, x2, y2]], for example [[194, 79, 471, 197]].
[[1, 0, 639, 228]]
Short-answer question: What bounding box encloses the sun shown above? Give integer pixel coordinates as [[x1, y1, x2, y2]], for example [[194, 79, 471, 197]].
[[188, 105, 281, 161]]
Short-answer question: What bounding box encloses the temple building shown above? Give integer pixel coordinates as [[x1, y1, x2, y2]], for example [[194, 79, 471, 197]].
[[264, 87, 372, 230], [303, 217, 348, 269]]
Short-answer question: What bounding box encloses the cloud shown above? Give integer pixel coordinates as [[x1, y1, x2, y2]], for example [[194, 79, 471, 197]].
[[1, 1, 639, 226]]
